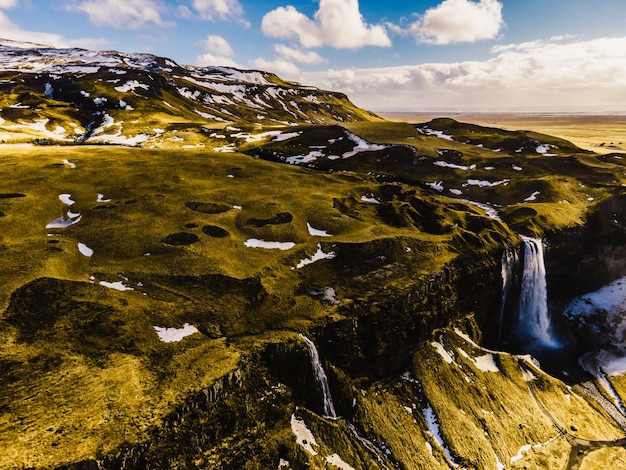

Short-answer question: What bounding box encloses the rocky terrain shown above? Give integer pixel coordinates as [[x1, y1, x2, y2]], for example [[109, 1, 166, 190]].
[[2, 40, 626, 469]]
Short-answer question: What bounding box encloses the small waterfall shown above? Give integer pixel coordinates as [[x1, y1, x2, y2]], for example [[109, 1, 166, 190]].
[[299, 334, 337, 418], [498, 247, 519, 342], [518, 236, 558, 347]]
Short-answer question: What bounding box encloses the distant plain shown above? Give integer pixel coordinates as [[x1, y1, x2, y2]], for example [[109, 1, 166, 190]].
[[380, 113, 626, 154]]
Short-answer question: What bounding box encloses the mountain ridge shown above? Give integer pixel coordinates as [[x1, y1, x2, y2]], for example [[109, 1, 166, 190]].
[[0, 38, 380, 146]]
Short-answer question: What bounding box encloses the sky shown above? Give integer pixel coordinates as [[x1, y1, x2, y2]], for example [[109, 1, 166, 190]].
[[1, 0, 626, 112]]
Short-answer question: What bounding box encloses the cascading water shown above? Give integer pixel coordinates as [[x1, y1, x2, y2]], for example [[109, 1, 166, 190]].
[[518, 236, 558, 347], [299, 334, 337, 419], [499, 236, 559, 348], [498, 247, 519, 342]]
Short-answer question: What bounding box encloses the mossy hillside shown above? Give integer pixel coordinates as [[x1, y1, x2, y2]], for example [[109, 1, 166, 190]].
[[416, 117, 589, 155], [1, 118, 626, 468], [406, 328, 622, 468], [0, 141, 524, 468], [238, 120, 621, 235]]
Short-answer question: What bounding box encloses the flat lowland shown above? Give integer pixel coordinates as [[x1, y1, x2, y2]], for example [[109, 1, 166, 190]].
[[380, 112, 626, 154]]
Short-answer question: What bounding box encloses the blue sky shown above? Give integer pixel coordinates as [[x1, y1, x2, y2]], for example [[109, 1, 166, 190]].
[[1, 0, 625, 112]]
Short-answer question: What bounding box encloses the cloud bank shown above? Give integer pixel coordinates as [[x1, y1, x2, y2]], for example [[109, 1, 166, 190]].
[[0, 10, 105, 48], [294, 36, 626, 111]]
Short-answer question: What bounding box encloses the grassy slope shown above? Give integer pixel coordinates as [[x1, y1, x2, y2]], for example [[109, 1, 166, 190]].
[[0, 141, 498, 467], [1, 118, 625, 468]]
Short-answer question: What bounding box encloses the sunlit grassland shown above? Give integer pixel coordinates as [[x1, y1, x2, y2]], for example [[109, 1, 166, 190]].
[[1, 116, 625, 468], [0, 141, 502, 468], [381, 113, 626, 155]]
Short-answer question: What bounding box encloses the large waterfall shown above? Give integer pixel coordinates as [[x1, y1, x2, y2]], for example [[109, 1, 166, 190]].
[[500, 237, 559, 348], [299, 334, 337, 418], [519, 236, 558, 347]]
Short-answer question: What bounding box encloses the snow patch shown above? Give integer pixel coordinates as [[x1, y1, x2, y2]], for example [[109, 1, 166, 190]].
[[511, 444, 532, 464], [77, 242, 93, 257], [434, 161, 471, 171], [273, 131, 302, 142], [244, 239, 295, 250], [58, 193, 75, 206], [46, 214, 82, 229], [114, 80, 149, 93], [473, 354, 500, 373], [524, 191, 540, 202], [361, 195, 380, 204], [431, 341, 454, 364], [342, 131, 387, 158], [153, 323, 199, 343], [290, 413, 319, 456], [295, 244, 336, 269], [325, 454, 355, 470], [423, 404, 459, 467], [307, 222, 331, 237], [536, 144, 557, 155], [426, 181, 444, 192], [99, 280, 133, 291], [462, 179, 509, 188], [421, 128, 454, 140], [286, 150, 323, 164]]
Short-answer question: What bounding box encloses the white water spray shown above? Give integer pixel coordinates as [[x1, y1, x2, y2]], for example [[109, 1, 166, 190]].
[[518, 236, 558, 347], [299, 334, 337, 418]]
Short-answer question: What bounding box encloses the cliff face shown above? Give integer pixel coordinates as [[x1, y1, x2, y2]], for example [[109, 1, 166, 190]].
[[545, 193, 626, 302], [55, 242, 505, 469]]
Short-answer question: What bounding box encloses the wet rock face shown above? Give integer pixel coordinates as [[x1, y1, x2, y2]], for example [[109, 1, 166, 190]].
[[545, 193, 626, 302], [312, 251, 503, 378]]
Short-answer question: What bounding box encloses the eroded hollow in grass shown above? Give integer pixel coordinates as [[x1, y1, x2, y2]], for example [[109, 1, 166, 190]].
[[185, 201, 231, 214], [202, 225, 229, 238], [245, 212, 293, 227], [162, 232, 200, 246], [0, 193, 26, 199]]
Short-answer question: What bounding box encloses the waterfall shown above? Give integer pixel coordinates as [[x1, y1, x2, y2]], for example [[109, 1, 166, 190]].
[[518, 236, 558, 347], [498, 247, 519, 342], [299, 334, 337, 418], [499, 237, 559, 348]]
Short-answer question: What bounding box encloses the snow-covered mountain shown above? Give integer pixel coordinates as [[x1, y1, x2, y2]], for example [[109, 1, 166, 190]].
[[0, 39, 379, 146]]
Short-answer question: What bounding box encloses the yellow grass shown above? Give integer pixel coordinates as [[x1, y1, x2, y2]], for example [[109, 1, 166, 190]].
[[380, 113, 626, 154]]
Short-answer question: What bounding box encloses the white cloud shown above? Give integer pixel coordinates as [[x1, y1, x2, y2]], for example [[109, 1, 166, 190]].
[[275, 44, 324, 64], [191, 0, 248, 26], [67, 0, 167, 29], [0, 0, 17, 8], [195, 34, 238, 67], [195, 53, 239, 68], [409, 0, 504, 45], [251, 58, 300, 76], [201, 34, 234, 57], [0, 11, 106, 48], [296, 36, 626, 112], [261, 0, 391, 49]]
